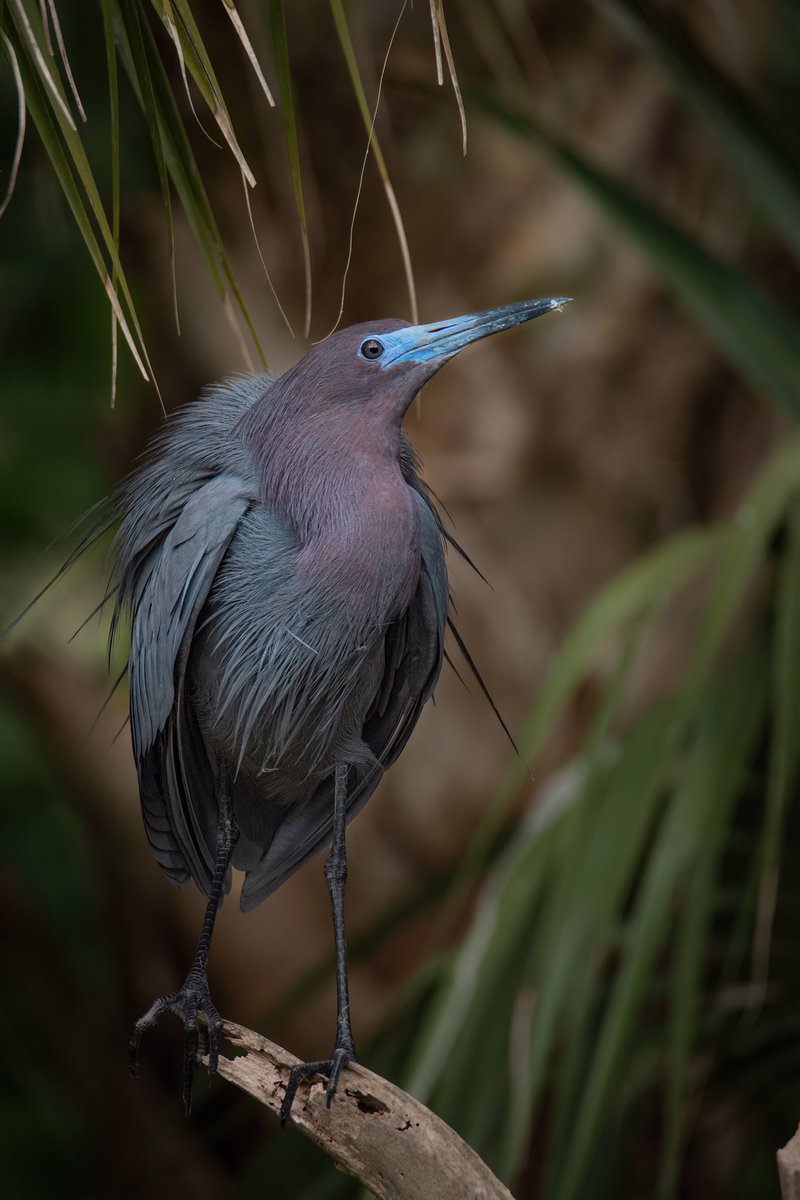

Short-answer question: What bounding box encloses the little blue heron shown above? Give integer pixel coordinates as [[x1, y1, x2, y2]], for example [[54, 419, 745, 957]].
[[24, 296, 570, 1120]]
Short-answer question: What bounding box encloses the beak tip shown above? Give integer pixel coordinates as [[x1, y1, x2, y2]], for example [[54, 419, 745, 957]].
[[548, 297, 573, 313]]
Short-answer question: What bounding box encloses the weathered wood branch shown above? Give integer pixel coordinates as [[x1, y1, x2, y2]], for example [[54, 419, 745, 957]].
[[203, 1020, 515, 1200], [779, 1124, 800, 1200]]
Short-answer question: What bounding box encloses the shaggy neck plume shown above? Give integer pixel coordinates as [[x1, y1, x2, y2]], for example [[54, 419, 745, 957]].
[[240, 379, 421, 620]]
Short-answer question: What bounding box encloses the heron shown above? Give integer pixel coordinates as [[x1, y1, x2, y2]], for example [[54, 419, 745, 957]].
[[16, 296, 570, 1120]]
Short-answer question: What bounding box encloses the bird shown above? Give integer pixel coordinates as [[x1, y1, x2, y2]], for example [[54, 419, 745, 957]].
[[16, 295, 569, 1120]]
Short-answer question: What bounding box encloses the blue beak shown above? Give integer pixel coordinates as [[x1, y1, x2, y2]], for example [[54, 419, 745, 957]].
[[379, 296, 572, 370]]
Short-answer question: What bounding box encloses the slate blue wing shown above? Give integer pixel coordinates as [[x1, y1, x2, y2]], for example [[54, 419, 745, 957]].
[[127, 475, 253, 891]]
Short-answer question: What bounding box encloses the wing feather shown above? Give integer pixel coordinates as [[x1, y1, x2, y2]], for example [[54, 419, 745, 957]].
[[127, 475, 252, 889]]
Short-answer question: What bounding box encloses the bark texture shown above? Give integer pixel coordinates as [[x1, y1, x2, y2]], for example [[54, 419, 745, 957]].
[[204, 1020, 515, 1200]]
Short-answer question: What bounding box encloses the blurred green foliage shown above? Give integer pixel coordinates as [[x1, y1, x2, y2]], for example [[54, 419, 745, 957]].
[[2, 3, 800, 1199]]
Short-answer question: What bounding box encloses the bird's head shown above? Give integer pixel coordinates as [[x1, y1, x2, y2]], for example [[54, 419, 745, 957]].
[[243, 297, 572, 491], [269, 297, 571, 433], [348, 295, 571, 395]]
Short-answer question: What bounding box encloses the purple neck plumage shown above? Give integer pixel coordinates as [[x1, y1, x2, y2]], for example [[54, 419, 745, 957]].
[[240, 369, 421, 619]]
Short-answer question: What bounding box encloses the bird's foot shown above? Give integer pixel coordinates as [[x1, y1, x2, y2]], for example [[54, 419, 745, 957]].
[[128, 967, 224, 1115], [280, 1039, 356, 1125]]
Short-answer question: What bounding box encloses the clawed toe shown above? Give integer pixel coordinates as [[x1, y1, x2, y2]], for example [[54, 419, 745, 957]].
[[324, 1046, 352, 1106], [280, 1044, 356, 1125], [129, 973, 224, 1115], [206, 1013, 224, 1074]]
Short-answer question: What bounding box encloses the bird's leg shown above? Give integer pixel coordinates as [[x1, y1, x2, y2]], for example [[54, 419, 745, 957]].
[[281, 762, 355, 1123], [129, 772, 239, 1115], [326, 761, 357, 1073]]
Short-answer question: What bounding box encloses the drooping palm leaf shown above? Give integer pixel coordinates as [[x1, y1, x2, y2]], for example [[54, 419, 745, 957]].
[[268, 0, 312, 335], [473, 92, 800, 422], [328, 0, 418, 323], [594, 0, 800, 264], [403, 436, 800, 1193]]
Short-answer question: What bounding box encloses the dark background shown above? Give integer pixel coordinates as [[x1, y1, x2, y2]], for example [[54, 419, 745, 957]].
[[1, 2, 799, 1197]]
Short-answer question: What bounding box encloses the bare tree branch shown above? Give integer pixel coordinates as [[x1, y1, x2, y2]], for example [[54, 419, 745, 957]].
[[205, 1021, 516, 1200], [779, 1124, 800, 1200]]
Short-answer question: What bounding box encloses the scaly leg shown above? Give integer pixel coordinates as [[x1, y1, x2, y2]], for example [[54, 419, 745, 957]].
[[129, 774, 239, 1114], [281, 762, 355, 1123]]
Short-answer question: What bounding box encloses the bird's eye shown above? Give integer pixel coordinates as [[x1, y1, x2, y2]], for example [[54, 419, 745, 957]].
[[360, 338, 384, 361]]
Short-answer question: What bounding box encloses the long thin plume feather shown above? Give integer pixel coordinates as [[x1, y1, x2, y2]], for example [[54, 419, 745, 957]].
[[1, 506, 115, 642], [442, 527, 492, 587], [89, 662, 129, 735], [68, 583, 120, 643], [111, 713, 130, 746], [443, 646, 469, 689], [446, 616, 520, 757]]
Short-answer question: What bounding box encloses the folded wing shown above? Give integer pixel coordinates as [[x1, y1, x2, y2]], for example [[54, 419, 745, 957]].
[[126, 475, 253, 891]]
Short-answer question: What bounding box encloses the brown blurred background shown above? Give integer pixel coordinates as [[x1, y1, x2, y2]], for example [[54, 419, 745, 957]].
[[1, 1, 798, 1197]]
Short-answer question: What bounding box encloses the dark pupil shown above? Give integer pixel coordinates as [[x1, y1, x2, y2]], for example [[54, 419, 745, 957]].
[[362, 338, 383, 359]]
